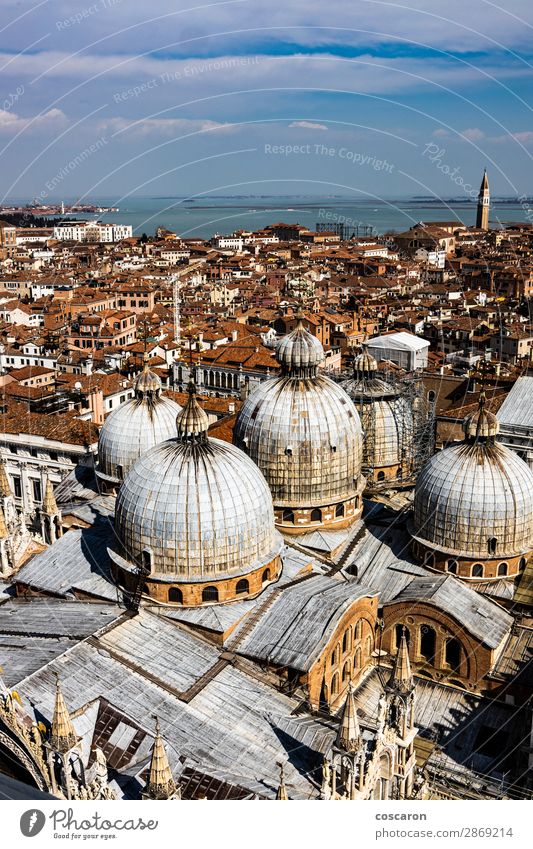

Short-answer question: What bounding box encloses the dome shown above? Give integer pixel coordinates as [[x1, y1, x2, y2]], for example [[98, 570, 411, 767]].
[[353, 350, 379, 378], [275, 319, 324, 376], [114, 387, 283, 583], [96, 360, 181, 486], [358, 395, 414, 469], [234, 323, 365, 530], [412, 417, 533, 563]]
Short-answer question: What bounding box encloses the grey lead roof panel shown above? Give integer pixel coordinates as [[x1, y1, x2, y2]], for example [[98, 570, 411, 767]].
[[497, 376, 533, 429], [236, 574, 377, 671], [389, 575, 513, 648]]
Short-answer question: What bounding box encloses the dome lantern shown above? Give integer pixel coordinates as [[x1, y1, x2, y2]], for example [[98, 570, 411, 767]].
[[176, 381, 209, 443]]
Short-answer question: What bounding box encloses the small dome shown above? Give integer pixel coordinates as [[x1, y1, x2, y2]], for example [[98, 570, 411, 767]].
[[412, 438, 533, 559], [96, 376, 181, 485], [463, 397, 499, 440], [176, 381, 210, 442], [115, 391, 282, 580], [353, 350, 379, 377], [275, 320, 324, 376]]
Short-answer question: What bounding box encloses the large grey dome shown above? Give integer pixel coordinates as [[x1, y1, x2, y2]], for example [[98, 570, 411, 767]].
[[115, 389, 283, 580], [412, 439, 533, 559], [96, 361, 181, 486], [234, 324, 364, 515]]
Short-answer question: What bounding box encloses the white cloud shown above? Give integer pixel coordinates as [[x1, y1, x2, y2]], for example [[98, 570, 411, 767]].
[[461, 127, 486, 141], [99, 116, 231, 138], [0, 108, 67, 134], [289, 120, 328, 130]]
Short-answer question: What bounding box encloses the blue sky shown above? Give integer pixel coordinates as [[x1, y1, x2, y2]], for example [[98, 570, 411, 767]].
[[1, 0, 532, 202]]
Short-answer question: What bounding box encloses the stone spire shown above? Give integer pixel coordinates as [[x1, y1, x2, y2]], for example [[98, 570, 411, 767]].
[[50, 678, 78, 753], [336, 682, 362, 752], [0, 464, 12, 498], [144, 718, 179, 800], [42, 479, 58, 515], [387, 630, 413, 694], [0, 505, 8, 539], [176, 380, 209, 444], [276, 762, 288, 800]]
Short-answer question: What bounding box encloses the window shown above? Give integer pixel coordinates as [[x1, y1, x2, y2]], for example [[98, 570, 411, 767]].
[[32, 480, 42, 502], [141, 550, 151, 572], [310, 508, 322, 523], [488, 537, 497, 555], [168, 587, 183, 603], [342, 662, 350, 683], [497, 562, 508, 576], [116, 464, 123, 479], [331, 673, 339, 695], [377, 471, 385, 482], [236, 578, 249, 595], [519, 557, 527, 570], [420, 625, 436, 662], [202, 585, 218, 603], [396, 624, 410, 650], [331, 644, 340, 666], [428, 390, 436, 402], [342, 628, 351, 653], [262, 568, 271, 584], [355, 620, 363, 641], [472, 563, 484, 578], [445, 638, 461, 672], [282, 509, 294, 524], [335, 503, 345, 518], [446, 559, 458, 574], [12, 476, 21, 499], [354, 647, 362, 671]]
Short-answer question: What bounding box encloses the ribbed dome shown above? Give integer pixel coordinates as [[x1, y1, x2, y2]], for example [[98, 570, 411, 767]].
[[359, 396, 413, 468], [176, 381, 210, 442], [114, 432, 283, 580], [353, 350, 379, 378], [275, 321, 324, 377], [96, 368, 181, 485], [412, 439, 533, 559], [234, 374, 363, 508]]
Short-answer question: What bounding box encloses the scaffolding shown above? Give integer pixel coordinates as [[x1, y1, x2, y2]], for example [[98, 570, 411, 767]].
[[331, 367, 435, 491]]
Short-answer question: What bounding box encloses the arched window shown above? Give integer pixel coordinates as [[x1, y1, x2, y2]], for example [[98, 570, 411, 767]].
[[331, 644, 340, 666], [427, 390, 436, 402], [355, 620, 363, 640], [497, 562, 508, 576], [335, 503, 345, 518], [282, 508, 294, 524], [354, 647, 362, 671], [236, 578, 249, 595], [342, 628, 351, 653], [420, 625, 436, 663], [488, 537, 497, 555], [168, 587, 183, 604], [445, 638, 461, 672], [395, 624, 410, 650], [116, 463, 123, 479], [423, 551, 435, 568], [519, 557, 527, 570], [342, 662, 350, 683], [377, 471, 385, 482], [365, 635, 372, 657], [354, 495, 359, 508], [472, 563, 484, 578], [310, 508, 322, 523], [446, 559, 458, 574], [202, 585, 218, 603], [262, 568, 271, 584], [141, 550, 151, 573], [331, 673, 339, 695]]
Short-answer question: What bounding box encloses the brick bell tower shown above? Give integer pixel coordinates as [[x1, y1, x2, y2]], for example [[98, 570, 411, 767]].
[[476, 169, 490, 230]]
